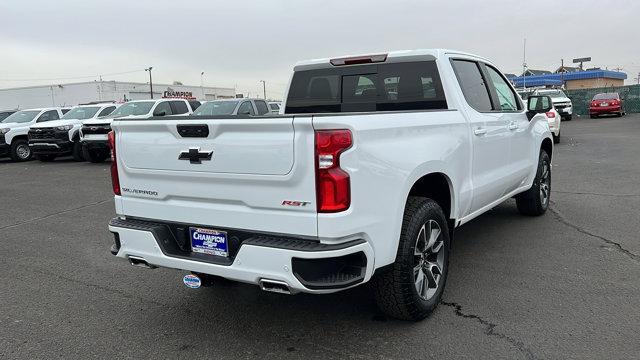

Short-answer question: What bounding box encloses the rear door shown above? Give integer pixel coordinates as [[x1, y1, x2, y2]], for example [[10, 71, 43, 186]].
[[112, 116, 318, 236], [451, 59, 511, 213]]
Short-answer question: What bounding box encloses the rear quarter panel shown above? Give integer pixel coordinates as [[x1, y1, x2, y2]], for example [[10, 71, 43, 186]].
[[313, 110, 471, 267]]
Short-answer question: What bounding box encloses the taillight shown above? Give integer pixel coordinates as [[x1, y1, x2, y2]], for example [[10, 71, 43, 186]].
[[107, 131, 121, 195], [545, 111, 555, 118], [315, 130, 352, 213], [610, 99, 619, 105]]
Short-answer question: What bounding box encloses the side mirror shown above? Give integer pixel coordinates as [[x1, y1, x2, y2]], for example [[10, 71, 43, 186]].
[[154, 110, 167, 117], [526, 95, 553, 121]]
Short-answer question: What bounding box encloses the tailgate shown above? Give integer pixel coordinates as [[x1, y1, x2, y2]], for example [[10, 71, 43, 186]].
[[112, 116, 318, 237]]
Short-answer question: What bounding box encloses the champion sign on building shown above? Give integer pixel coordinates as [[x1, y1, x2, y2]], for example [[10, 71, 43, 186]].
[[163, 90, 195, 99]]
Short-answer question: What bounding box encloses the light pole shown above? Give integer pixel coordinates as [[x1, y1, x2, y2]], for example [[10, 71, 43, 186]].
[[260, 80, 266, 99], [200, 71, 205, 99], [145, 67, 154, 99]]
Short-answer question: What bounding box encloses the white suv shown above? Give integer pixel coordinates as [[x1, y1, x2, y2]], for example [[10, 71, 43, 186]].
[[28, 103, 118, 162], [0, 107, 70, 161], [80, 99, 194, 162]]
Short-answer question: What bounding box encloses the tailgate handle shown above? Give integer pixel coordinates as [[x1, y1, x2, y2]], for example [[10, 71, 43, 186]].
[[177, 124, 209, 138]]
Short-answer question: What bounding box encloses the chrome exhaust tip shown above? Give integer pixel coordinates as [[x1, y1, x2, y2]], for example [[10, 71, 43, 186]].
[[128, 256, 156, 269], [259, 279, 291, 295]]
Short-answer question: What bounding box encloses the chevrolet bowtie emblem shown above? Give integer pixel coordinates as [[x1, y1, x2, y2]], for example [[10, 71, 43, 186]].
[[178, 147, 213, 164]]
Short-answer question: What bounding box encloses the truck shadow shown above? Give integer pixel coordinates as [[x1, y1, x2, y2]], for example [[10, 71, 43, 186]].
[[138, 201, 531, 333]]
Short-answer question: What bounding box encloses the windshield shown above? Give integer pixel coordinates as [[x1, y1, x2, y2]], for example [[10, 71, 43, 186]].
[[61, 106, 100, 120], [1, 110, 41, 124], [108, 102, 155, 117], [193, 101, 239, 116], [537, 90, 567, 99], [593, 93, 618, 100]]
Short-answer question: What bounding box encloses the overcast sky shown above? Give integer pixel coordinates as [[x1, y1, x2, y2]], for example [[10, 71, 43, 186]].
[[1, 0, 638, 98]]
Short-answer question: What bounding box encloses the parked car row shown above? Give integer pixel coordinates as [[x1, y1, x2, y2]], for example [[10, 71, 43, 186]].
[[0, 97, 283, 163]]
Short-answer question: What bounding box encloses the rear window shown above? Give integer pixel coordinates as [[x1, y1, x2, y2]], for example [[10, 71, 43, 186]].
[[285, 61, 447, 113], [593, 93, 618, 100]]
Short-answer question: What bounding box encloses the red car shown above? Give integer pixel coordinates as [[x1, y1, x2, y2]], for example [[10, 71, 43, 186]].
[[589, 93, 625, 118]]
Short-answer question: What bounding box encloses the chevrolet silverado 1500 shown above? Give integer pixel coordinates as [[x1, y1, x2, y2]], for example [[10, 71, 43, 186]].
[[108, 49, 554, 320]]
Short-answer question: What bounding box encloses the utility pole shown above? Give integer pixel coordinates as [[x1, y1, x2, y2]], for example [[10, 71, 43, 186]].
[[200, 71, 205, 99], [145, 67, 154, 99], [522, 38, 527, 89], [260, 80, 266, 99]]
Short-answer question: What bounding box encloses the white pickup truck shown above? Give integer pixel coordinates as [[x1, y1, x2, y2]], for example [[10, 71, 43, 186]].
[[108, 49, 554, 320]]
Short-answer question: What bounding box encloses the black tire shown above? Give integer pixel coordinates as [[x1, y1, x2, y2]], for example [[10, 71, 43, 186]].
[[72, 141, 84, 162], [84, 147, 109, 163], [516, 150, 551, 216], [553, 132, 560, 144], [10, 139, 32, 161], [372, 197, 450, 321], [36, 154, 56, 162], [616, 112, 623, 117], [564, 115, 572, 121], [590, 114, 597, 119]]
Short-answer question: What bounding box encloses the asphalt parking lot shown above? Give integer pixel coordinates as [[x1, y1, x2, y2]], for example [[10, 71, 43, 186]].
[[1, 115, 639, 360]]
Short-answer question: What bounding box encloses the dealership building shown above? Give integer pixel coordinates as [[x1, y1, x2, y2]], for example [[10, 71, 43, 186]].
[[0, 81, 236, 110]]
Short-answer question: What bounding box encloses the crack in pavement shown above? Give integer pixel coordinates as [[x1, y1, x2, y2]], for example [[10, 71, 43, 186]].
[[440, 301, 538, 360], [0, 199, 111, 230], [554, 190, 640, 197], [548, 203, 640, 263]]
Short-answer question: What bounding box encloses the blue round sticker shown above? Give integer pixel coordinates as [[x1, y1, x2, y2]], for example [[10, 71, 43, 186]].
[[183, 274, 201, 289]]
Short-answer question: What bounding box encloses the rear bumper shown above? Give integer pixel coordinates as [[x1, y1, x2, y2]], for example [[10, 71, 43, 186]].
[[590, 106, 621, 115], [108, 217, 374, 294], [81, 139, 109, 150]]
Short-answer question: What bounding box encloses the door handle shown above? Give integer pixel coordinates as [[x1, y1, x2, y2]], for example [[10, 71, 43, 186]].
[[508, 122, 518, 130], [473, 127, 487, 136]]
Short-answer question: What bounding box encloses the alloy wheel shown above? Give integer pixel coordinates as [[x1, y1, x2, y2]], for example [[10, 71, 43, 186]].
[[413, 220, 445, 301]]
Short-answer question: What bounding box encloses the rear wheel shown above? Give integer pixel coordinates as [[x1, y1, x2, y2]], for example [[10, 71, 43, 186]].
[[372, 197, 450, 321], [10, 139, 32, 161], [590, 114, 597, 119], [36, 154, 56, 162], [516, 150, 551, 216], [553, 131, 560, 144]]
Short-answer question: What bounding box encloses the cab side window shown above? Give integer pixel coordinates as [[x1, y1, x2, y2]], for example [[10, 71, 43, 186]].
[[170, 101, 189, 115], [485, 65, 520, 111], [254, 100, 269, 115], [37, 110, 59, 122], [153, 102, 172, 116], [237, 101, 255, 116], [98, 106, 116, 117], [451, 60, 493, 112]]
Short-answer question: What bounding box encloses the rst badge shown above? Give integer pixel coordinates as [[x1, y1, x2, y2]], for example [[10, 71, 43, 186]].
[[282, 200, 311, 207]]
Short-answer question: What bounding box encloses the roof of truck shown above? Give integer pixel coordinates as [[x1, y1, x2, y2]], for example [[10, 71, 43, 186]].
[[294, 49, 490, 71]]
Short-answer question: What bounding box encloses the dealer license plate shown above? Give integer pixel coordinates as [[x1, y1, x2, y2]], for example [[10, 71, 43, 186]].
[[190, 227, 228, 257]]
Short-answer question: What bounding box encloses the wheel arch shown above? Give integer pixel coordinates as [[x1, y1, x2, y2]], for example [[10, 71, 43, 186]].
[[9, 134, 28, 145], [541, 137, 553, 159]]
